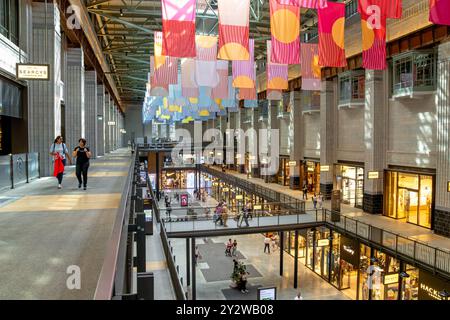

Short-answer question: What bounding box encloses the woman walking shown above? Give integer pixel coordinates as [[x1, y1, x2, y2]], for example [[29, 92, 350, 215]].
[[50, 136, 72, 189], [72, 138, 92, 190]]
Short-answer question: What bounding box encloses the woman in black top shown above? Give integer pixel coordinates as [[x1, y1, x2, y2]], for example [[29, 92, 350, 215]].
[[72, 138, 92, 190]]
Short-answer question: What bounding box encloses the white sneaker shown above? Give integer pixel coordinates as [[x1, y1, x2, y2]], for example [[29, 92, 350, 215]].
[[58, 184, 62, 189]]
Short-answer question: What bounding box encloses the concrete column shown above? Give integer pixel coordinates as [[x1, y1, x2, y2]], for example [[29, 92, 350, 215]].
[[320, 79, 338, 199], [96, 85, 105, 156], [65, 47, 85, 148], [290, 91, 304, 190], [28, 2, 62, 176], [84, 71, 97, 158], [104, 93, 110, 153], [235, 108, 245, 173], [435, 41, 450, 237], [263, 101, 279, 183], [109, 98, 114, 150], [250, 107, 260, 177], [363, 70, 388, 214]]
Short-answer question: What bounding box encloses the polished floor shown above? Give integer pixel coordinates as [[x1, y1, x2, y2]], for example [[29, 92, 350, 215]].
[[0, 149, 132, 299]]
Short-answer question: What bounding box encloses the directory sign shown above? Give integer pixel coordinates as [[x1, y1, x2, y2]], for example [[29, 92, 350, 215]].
[[257, 287, 276, 300]]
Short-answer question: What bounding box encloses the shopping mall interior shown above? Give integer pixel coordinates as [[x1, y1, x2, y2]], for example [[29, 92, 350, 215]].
[[0, 0, 450, 303]]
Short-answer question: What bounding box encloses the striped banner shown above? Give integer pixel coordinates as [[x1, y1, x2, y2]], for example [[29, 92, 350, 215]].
[[270, 0, 300, 64], [358, 0, 402, 19], [301, 43, 321, 90], [212, 60, 229, 99], [222, 76, 237, 108], [232, 39, 255, 88], [361, 8, 387, 69], [429, 0, 450, 26], [151, 56, 178, 85], [181, 58, 199, 98], [318, 2, 347, 67], [267, 41, 288, 90], [195, 35, 219, 87], [238, 87, 257, 100], [277, 0, 328, 9], [161, 0, 196, 57], [217, 0, 250, 61]]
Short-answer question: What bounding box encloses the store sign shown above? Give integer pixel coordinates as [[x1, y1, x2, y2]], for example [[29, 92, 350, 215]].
[[447, 181, 450, 192], [257, 287, 276, 300], [235, 195, 243, 200], [339, 235, 360, 266], [419, 270, 450, 300], [253, 204, 262, 210], [222, 187, 229, 192], [108, 121, 116, 126], [317, 239, 330, 247], [321, 165, 330, 172], [368, 171, 379, 179], [288, 161, 297, 166], [16, 63, 49, 80], [384, 273, 399, 285]]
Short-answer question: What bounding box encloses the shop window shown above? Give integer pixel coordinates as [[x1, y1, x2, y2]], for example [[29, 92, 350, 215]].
[[277, 93, 291, 118], [258, 100, 269, 122], [242, 109, 252, 124], [338, 70, 365, 107], [301, 91, 320, 114], [0, 0, 19, 46], [335, 165, 364, 209], [392, 50, 436, 98]]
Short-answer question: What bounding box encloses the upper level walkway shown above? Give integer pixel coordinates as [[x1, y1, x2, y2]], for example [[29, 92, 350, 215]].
[[0, 149, 132, 299]]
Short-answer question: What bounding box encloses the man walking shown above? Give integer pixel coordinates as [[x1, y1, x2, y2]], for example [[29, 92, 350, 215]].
[[264, 235, 271, 254]]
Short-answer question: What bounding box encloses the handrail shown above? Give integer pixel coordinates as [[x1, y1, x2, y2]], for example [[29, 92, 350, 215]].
[[0, 152, 40, 190], [93, 153, 135, 300]]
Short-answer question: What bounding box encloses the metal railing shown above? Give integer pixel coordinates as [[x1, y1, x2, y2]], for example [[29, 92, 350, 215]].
[[93, 153, 134, 300], [0, 152, 40, 191]]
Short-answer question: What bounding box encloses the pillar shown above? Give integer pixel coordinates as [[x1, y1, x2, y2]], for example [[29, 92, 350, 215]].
[[236, 108, 245, 173], [435, 41, 450, 237], [104, 93, 110, 153], [363, 70, 387, 214], [320, 80, 337, 200], [28, 2, 62, 176], [263, 100, 279, 183], [108, 97, 114, 150], [65, 47, 85, 148], [290, 91, 304, 190], [84, 71, 97, 158], [96, 84, 105, 156], [250, 107, 260, 178]]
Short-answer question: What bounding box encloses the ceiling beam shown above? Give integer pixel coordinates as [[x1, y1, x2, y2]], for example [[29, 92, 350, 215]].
[[88, 10, 155, 34]]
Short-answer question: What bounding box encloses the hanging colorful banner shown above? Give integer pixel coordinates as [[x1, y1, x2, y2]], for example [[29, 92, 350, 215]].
[[221, 76, 237, 108], [267, 89, 283, 100], [267, 41, 289, 90], [270, 0, 300, 64], [217, 0, 251, 61], [301, 43, 321, 90], [358, 0, 402, 19], [181, 58, 199, 98], [195, 35, 219, 87], [429, 0, 450, 26], [232, 39, 255, 88], [161, 0, 196, 57], [238, 87, 257, 100], [361, 8, 387, 70], [150, 56, 178, 85], [154, 31, 166, 69], [212, 60, 229, 99], [318, 1, 347, 67]]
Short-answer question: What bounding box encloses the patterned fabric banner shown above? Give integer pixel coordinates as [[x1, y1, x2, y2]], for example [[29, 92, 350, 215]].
[[217, 0, 250, 61], [267, 41, 289, 90], [154, 31, 166, 69], [150, 55, 178, 85], [361, 8, 387, 70], [429, 0, 450, 26], [267, 89, 283, 100], [277, 0, 327, 8], [221, 76, 237, 108], [181, 58, 199, 98], [270, 0, 300, 64], [232, 39, 255, 88], [358, 0, 402, 19], [195, 35, 219, 87], [238, 87, 257, 100], [318, 2, 347, 67], [301, 43, 321, 90], [212, 60, 229, 99], [161, 0, 196, 57], [244, 100, 258, 108]]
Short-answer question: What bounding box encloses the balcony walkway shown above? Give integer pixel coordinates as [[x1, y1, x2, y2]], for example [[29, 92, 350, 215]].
[[0, 149, 132, 299]]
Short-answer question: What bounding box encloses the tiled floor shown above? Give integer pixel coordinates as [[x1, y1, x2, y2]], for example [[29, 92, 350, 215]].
[[170, 234, 349, 300], [209, 166, 450, 252]]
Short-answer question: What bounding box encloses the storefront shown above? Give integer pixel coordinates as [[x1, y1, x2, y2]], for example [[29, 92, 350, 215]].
[[301, 160, 321, 194], [384, 169, 435, 229], [161, 169, 195, 190], [277, 156, 290, 186], [283, 230, 307, 265], [335, 164, 364, 208]]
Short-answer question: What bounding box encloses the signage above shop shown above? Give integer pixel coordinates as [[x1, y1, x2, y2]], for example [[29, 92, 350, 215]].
[[339, 235, 360, 266], [222, 187, 229, 192], [384, 273, 399, 285], [321, 165, 330, 172], [317, 239, 330, 247], [447, 181, 450, 192], [419, 270, 450, 300], [108, 121, 116, 126], [288, 161, 297, 166], [235, 195, 243, 200], [16, 63, 49, 80], [253, 204, 262, 210], [368, 171, 379, 179]]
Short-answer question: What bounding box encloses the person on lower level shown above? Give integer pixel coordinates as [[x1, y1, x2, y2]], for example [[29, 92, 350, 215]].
[[72, 138, 92, 190], [264, 235, 271, 254]]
